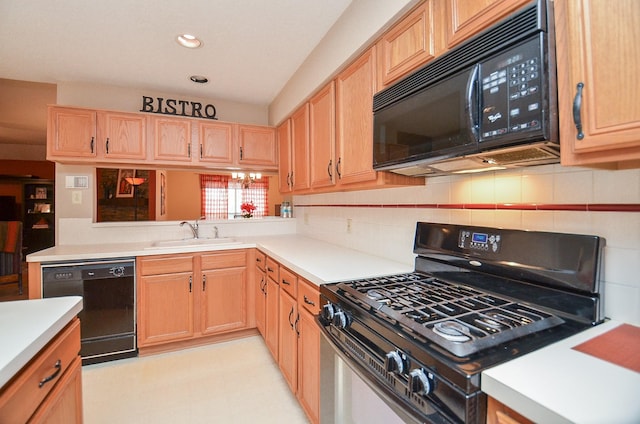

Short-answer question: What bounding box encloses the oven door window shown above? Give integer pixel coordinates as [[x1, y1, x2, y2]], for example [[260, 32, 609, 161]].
[[373, 67, 479, 169]]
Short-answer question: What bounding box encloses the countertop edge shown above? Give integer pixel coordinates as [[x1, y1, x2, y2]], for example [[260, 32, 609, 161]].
[[0, 296, 83, 388]]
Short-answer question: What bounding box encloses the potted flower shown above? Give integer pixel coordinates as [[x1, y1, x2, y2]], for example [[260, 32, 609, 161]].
[[240, 201, 256, 218]]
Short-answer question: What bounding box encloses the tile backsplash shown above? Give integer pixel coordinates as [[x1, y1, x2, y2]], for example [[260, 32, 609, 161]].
[[294, 164, 640, 325]]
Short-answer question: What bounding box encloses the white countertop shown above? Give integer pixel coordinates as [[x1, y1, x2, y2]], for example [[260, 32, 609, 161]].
[[482, 320, 640, 424], [27, 235, 413, 286], [0, 296, 83, 388]]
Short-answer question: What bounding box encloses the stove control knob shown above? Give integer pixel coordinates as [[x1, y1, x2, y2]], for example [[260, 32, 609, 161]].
[[322, 303, 336, 322], [332, 311, 350, 329], [384, 351, 406, 374], [408, 368, 434, 396]]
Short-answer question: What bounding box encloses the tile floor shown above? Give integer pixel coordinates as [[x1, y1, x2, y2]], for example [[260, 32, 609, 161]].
[[82, 336, 310, 423]]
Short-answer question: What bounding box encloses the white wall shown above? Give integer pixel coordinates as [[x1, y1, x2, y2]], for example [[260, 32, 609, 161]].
[[268, 0, 419, 125], [294, 164, 640, 325]]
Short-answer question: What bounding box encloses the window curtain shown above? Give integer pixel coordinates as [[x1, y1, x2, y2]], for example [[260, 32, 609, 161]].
[[241, 178, 269, 217], [200, 174, 229, 219]]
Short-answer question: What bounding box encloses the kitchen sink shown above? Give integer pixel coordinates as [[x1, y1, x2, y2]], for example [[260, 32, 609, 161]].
[[147, 237, 239, 249]]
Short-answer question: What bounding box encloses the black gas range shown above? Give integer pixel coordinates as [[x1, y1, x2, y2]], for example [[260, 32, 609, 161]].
[[318, 222, 605, 423]]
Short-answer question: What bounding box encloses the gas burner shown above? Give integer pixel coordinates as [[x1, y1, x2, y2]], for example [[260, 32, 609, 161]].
[[434, 321, 472, 342]]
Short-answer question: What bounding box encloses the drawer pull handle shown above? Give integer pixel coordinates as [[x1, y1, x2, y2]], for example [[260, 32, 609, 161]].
[[282, 279, 291, 286], [304, 295, 315, 306], [39, 360, 62, 388], [267, 266, 274, 272]]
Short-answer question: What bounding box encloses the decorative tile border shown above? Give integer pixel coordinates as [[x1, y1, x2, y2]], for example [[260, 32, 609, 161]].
[[295, 203, 640, 212]]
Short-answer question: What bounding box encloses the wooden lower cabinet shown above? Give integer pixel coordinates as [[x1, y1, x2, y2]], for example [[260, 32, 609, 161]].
[[200, 251, 248, 335], [296, 279, 321, 424], [254, 251, 267, 337], [0, 318, 82, 424], [486, 396, 533, 424], [137, 249, 250, 349], [257, 251, 321, 424], [265, 274, 280, 360], [279, 289, 298, 391]]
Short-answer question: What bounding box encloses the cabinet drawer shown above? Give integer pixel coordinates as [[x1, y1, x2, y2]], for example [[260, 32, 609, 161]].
[[139, 254, 193, 275], [298, 278, 320, 314], [0, 318, 80, 424], [266, 257, 279, 283], [255, 250, 266, 271], [279, 266, 298, 298], [201, 250, 246, 270]]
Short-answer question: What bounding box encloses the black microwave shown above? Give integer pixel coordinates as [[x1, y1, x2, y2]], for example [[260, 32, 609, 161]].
[[373, 0, 559, 176]]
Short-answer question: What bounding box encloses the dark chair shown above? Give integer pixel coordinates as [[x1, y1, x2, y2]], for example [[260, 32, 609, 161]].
[[0, 221, 23, 295]]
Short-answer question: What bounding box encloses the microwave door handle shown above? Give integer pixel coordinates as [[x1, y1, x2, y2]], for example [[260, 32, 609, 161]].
[[466, 64, 480, 142]]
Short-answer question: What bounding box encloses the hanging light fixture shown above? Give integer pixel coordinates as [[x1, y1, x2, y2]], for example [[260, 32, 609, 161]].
[[124, 177, 146, 221], [231, 172, 261, 189]]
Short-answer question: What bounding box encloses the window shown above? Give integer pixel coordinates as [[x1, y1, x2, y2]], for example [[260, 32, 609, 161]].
[[200, 174, 269, 219]]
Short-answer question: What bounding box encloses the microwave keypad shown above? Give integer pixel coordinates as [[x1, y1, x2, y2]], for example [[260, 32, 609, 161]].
[[480, 37, 545, 140]]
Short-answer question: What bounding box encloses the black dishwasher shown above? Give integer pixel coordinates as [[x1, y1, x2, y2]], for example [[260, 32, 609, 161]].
[[42, 259, 137, 365]]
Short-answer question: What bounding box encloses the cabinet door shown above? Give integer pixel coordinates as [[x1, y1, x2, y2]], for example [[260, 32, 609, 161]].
[[47, 106, 97, 159], [278, 290, 298, 393], [444, 0, 530, 48], [335, 47, 377, 186], [297, 307, 320, 424], [152, 116, 193, 162], [265, 277, 280, 361], [201, 267, 247, 335], [138, 272, 194, 346], [555, 0, 640, 165], [291, 104, 311, 191], [30, 356, 83, 424], [96, 111, 147, 160], [309, 82, 336, 189], [198, 121, 235, 164], [277, 119, 293, 193], [377, 0, 439, 90], [238, 124, 277, 168], [255, 265, 267, 336]]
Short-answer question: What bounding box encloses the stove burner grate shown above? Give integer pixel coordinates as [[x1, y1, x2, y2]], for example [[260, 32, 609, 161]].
[[336, 273, 565, 357]]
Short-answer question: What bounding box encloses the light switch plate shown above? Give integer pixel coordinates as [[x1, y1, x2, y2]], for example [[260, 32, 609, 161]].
[[72, 191, 82, 204]]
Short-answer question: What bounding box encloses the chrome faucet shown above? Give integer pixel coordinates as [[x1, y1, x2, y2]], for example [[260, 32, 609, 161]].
[[180, 216, 206, 239], [214, 226, 219, 239]]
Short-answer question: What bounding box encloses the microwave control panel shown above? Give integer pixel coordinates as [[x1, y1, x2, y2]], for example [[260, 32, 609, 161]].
[[479, 36, 545, 140]]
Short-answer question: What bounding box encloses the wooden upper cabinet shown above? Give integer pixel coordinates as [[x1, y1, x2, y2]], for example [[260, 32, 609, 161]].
[[444, 0, 531, 49], [198, 121, 235, 164], [555, 0, 640, 166], [48, 106, 97, 159], [238, 124, 277, 167], [291, 104, 311, 192], [335, 47, 377, 186], [47, 106, 147, 162], [309, 82, 336, 189], [278, 119, 293, 193], [151, 116, 193, 162], [96, 111, 146, 160], [377, 0, 441, 90]]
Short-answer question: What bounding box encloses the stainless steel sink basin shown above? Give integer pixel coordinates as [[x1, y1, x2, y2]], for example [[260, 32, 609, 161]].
[[148, 238, 239, 249]]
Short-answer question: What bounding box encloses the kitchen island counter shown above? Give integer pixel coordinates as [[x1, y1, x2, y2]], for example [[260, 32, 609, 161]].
[[482, 319, 640, 424], [0, 296, 82, 389]]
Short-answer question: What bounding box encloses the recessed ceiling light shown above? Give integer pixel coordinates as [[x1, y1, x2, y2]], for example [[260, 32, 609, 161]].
[[177, 34, 202, 49], [190, 75, 209, 84]]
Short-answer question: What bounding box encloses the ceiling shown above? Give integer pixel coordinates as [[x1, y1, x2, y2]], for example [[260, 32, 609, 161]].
[[0, 0, 352, 159], [0, 0, 352, 106]]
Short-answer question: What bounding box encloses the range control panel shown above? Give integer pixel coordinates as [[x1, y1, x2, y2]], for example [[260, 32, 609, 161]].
[[459, 230, 501, 253]]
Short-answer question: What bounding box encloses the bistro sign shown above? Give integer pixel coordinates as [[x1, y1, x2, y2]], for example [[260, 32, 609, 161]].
[[140, 96, 217, 120]]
